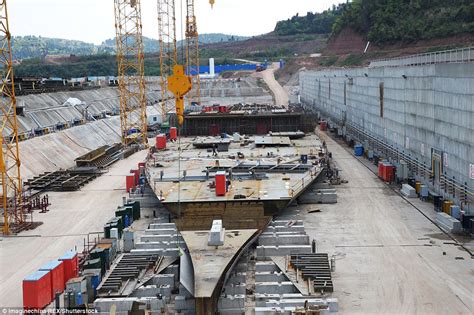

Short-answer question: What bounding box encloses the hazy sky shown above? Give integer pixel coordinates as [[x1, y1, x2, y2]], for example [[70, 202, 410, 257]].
[[9, 0, 343, 44]]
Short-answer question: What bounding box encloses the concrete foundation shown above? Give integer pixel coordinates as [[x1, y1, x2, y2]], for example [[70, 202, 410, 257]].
[[255, 282, 299, 294], [256, 245, 312, 257]]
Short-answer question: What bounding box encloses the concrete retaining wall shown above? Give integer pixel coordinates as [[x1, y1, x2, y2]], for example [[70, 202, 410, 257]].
[[300, 62, 474, 211]]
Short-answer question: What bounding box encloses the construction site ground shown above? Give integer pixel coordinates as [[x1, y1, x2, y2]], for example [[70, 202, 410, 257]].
[[0, 149, 148, 307], [298, 130, 473, 314]]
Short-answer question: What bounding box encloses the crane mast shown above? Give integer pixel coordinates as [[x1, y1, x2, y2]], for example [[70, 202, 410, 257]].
[[114, 0, 148, 147], [185, 0, 201, 104], [0, 0, 23, 235], [157, 0, 178, 123]]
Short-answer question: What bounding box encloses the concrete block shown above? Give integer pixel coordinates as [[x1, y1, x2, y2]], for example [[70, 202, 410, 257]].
[[436, 212, 462, 234], [223, 283, 246, 295], [208, 220, 225, 246], [163, 264, 179, 282], [256, 245, 312, 257], [135, 240, 185, 249], [265, 225, 305, 233], [140, 234, 184, 242], [130, 248, 180, 257], [218, 294, 245, 311], [327, 298, 339, 312], [401, 184, 417, 198], [266, 298, 327, 308], [255, 272, 288, 282], [226, 272, 246, 284], [258, 234, 309, 246], [234, 263, 248, 272], [151, 274, 175, 288], [255, 293, 305, 307], [144, 228, 177, 235], [149, 223, 176, 229], [256, 262, 279, 272], [94, 297, 166, 314], [261, 231, 306, 237], [131, 285, 171, 298], [255, 282, 298, 294], [270, 220, 303, 227], [175, 295, 196, 311]]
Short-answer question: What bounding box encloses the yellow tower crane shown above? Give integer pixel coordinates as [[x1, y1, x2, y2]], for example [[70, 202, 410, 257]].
[[157, 0, 178, 123], [114, 0, 148, 147], [0, 0, 23, 235], [185, 0, 201, 104]]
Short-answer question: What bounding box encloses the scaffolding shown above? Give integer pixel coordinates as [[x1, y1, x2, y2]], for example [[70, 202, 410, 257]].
[[0, 0, 23, 235], [114, 0, 148, 147], [157, 0, 178, 122], [185, 0, 201, 104]]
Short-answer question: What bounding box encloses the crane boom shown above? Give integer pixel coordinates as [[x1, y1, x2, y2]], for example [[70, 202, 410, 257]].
[[157, 0, 178, 123], [114, 0, 148, 147], [185, 0, 201, 104], [0, 0, 23, 235]]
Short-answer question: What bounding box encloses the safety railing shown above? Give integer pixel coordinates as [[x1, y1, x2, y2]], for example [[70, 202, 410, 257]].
[[369, 46, 474, 68], [311, 106, 474, 205]]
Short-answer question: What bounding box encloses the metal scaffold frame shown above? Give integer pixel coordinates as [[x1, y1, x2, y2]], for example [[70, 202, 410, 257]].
[[157, 0, 178, 122], [185, 0, 201, 104], [114, 0, 148, 147], [0, 0, 23, 235]]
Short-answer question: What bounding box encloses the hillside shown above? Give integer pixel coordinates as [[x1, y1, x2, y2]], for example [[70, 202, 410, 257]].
[[12, 33, 249, 60], [331, 0, 474, 45], [201, 33, 328, 60]]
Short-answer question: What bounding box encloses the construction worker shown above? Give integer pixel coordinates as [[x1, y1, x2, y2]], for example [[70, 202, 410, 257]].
[[212, 143, 218, 156]]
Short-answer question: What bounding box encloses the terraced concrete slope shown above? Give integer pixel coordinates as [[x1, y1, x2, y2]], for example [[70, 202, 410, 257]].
[[19, 116, 121, 180]]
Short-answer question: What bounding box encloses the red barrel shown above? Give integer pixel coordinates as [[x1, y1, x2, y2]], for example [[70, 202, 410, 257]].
[[59, 251, 78, 282], [39, 260, 65, 297], [126, 174, 135, 192], [169, 127, 177, 140], [23, 270, 52, 310], [215, 171, 227, 196], [156, 134, 167, 150]]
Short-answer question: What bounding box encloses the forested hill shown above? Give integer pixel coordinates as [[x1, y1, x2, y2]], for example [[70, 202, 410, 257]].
[[275, 0, 474, 45], [274, 3, 348, 35], [332, 0, 474, 44], [12, 33, 250, 60]]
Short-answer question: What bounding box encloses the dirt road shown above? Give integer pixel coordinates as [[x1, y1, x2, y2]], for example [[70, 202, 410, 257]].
[[258, 62, 289, 107]]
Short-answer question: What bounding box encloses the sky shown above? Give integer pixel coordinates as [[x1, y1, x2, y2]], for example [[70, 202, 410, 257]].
[[8, 0, 343, 44]]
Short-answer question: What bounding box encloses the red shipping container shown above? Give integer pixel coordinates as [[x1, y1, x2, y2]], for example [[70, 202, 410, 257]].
[[126, 174, 135, 192], [39, 260, 65, 296], [319, 121, 327, 131], [130, 169, 140, 185], [385, 165, 395, 182], [59, 251, 78, 282], [378, 161, 384, 178], [169, 127, 177, 140], [23, 270, 52, 310], [215, 171, 227, 196], [156, 134, 167, 149]]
